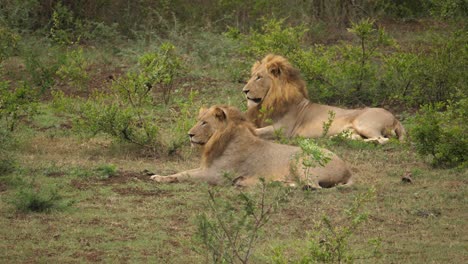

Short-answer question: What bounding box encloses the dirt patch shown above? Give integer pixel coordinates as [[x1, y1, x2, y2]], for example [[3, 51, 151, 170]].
[[46, 171, 66, 178], [71, 170, 153, 190], [71, 250, 105, 262], [100, 170, 153, 185], [112, 186, 171, 197]]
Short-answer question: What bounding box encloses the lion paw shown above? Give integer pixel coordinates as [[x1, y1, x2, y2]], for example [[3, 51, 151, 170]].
[[150, 175, 177, 183]]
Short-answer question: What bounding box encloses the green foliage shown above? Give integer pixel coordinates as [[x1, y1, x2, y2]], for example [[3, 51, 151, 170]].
[[53, 43, 186, 154], [428, 0, 468, 19], [0, 25, 20, 64], [188, 31, 248, 82], [168, 90, 199, 155], [410, 98, 467, 168], [138, 42, 183, 104], [299, 19, 393, 105], [321, 110, 336, 137], [49, 2, 119, 45], [0, 128, 17, 175], [23, 47, 60, 92], [297, 138, 331, 168], [77, 91, 162, 152], [0, 0, 40, 30], [194, 181, 291, 263], [56, 47, 89, 90], [272, 188, 379, 263], [0, 81, 37, 131], [95, 164, 118, 179], [241, 18, 308, 58], [9, 183, 72, 213], [409, 31, 467, 105], [381, 52, 419, 105], [50, 2, 79, 45]]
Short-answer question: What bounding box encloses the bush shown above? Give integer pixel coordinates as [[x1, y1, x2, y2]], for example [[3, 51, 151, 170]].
[[194, 180, 291, 263], [56, 47, 89, 90], [53, 43, 188, 155], [0, 81, 37, 131], [272, 188, 380, 263], [23, 46, 61, 92], [95, 164, 118, 179], [0, 25, 20, 64], [138, 42, 183, 105], [241, 18, 308, 59], [410, 97, 467, 168], [9, 183, 71, 213], [49, 2, 120, 45]]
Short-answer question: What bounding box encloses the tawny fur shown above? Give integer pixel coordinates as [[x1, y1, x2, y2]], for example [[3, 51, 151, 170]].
[[244, 54, 406, 144], [151, 105, 352, 187]]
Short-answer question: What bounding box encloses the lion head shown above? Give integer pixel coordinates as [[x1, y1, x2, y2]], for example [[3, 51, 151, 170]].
[[189, 105, 256, 167], [243, 54, 308, 123]]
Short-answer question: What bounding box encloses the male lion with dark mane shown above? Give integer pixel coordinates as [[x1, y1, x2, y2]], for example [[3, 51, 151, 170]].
[[244, 54, 406, 144], [150, 105, 352, 188]]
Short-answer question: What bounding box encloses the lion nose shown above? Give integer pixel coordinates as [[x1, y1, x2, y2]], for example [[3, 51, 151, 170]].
[[188, 133, 194, 138]]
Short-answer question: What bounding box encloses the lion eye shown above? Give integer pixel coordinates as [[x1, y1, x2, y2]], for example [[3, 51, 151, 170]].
[[201, 121, 207, 126], [255, 75, 262, 81]]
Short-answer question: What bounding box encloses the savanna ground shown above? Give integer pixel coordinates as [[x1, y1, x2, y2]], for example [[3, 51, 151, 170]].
[[0, 1, 467, 263]]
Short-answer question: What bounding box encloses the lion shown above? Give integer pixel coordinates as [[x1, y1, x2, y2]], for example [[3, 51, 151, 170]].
[[150, 105, 352, 188], [243, 54, 406, 144]]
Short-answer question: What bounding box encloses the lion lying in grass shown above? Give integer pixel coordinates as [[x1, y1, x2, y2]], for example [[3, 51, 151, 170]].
[[150, 105, 352, 188], [243, 54, 406, 144]]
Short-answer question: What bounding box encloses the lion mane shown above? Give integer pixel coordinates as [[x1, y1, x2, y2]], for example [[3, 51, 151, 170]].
[[151, 105, 352, 187], [201, 105, 256, 168], [244, 54, 406, 144], [247, 55, 308, 124]]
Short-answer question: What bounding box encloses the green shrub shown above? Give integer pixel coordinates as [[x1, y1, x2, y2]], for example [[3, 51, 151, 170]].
[[428, 0, 468, 19], [0, 25, 20, 64], [23, 47, 60, 92], [272, 188, 380, 263], [240, 18, 308, 59], [194, 180, 291, 263], [56, 47, 89, 90], [77, 91, 162, 152], [96, 164, 118, 179], [410, 31, 467, 105], [0, 81, 37, 131], [10, 183, 71, 213], [293, 138, 331, 186], [410, 98, 467, 168], [54, 43, 187, 155], [138, 42, 183, 105], [49, 2, 120, 45]]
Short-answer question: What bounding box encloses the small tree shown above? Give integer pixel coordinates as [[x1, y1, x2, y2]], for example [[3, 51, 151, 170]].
[[139, 42, 183, 105], [194, 180, 291, 264]]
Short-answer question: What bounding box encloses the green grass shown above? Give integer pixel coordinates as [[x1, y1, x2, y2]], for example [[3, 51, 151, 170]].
[[0, 121, 466, 262], [1, 21, 467, 263]]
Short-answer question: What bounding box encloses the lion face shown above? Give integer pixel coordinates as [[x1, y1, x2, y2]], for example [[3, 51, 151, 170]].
[[242, 65, 274, 108], [188, 107, 227, 146]]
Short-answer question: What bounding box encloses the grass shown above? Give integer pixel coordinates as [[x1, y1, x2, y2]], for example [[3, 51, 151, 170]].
[[0, 119, 466, 262], [0, 22, 467, 263]]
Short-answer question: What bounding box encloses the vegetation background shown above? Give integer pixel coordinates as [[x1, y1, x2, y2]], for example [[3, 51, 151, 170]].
[[0, 0, 466, 263]]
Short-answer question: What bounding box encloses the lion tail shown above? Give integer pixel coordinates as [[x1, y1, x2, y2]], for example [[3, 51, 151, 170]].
[[394, 120, 406, 141]]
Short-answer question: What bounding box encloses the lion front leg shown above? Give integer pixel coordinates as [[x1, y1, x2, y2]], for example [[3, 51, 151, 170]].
[[150, 168, 206, 183]]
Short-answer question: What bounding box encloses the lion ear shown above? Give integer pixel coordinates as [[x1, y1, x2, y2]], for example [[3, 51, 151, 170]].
[[213, 107, 227, 121], [266, 61, 282, 78]]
